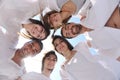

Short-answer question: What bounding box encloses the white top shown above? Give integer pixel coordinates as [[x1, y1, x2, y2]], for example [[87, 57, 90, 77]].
[[84, 27, 120, 59], [0, 20, 31, 61], [60, 42, 119, 80], [0, 59, 25, 80], [21, 72, 51, 80], [81, 0, 119, 29], [75, 41, 120, 79], [88, 27, 120, 50]]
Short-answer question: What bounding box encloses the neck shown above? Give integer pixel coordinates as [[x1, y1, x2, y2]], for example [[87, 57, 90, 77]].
[[42, 69, 52, 78], [64, 50, 76, 60], [12, 49, 23, 66]]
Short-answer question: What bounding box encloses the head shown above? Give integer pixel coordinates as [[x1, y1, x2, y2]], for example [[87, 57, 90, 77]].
[[19, 39, 43, 58], [25, 19, 50, 40], [41, 51, 57, 72], [61, 23, 83, 38], [42, 10, 71, 30], [52, 35, 73, 55]]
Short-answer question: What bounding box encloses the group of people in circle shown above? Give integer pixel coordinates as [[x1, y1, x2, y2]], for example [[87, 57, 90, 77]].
[[0, 0, 120, 80]]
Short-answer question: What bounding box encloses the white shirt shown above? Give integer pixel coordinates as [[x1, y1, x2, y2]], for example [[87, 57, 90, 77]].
[[0, 59, 25, 80], [75, 41, 120, 79], [81, 0, 119, 29], [21, 72, 51, 80], [86, 27, 120, 59], [60, 42, 119, 80]]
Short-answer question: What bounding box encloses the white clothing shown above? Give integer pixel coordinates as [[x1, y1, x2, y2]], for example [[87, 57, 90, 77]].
[[86, 27, 120, 59], [60, 41, 120, 80], [81, 0, 119, 29], [78, 0, 92, 16], [21, 72, 51, 80], [75, 41, 120, 79], [0, 59, 25, 80], [0, 20, 31, 61]]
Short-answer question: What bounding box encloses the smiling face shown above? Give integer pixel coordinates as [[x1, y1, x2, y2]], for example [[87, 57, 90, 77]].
[[44, 54, 57, 70], [20, 41, 41, 58], [53, 38, 69, 55], [27, 23, 46, 40], [62, 23, 81, 38], [49, 13, 62, 29]]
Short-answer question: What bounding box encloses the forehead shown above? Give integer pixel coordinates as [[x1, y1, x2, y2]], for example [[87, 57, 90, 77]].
[[54, 38, 62, 43], [46, 54, 57, 59], [50, 12, 59, 16], [26, 41, 40, 49]]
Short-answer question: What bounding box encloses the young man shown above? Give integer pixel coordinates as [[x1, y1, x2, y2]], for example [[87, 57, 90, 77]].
[[0, 39, 43, 80], [61, 22, 120, 61], [21, 51, 57, 80]]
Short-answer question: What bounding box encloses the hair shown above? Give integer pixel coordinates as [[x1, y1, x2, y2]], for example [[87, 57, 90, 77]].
[[61, 23, 83, 39], [52, 35, 73, 54], [41, 50, 57, 72], [42, 10, 72, 30], [21, 19, 50, 40], [31, 38, 43, 52]]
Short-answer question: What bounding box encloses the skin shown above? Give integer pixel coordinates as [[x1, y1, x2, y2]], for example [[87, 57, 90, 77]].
[[12, 41, 41, 66], [42, 54, 57, 77], [23, 23, 46, 39], [49, 13, 63, 29], [62, 23, 81, 38], [53, 38, 69, 55]]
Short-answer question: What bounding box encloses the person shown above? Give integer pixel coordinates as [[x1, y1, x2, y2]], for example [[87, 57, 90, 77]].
[[61, 22, 120, 60], [21, 19, 50, 40], [80, 0, 120, 29], [42, 0, 92, 30], [0, 39, 43, 80], [0, 18, 50, 62], [52, 35, 120, 80], [20, 50, 57, 80]]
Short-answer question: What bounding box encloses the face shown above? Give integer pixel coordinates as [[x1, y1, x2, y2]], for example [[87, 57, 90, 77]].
[[44, 54, 57, 70], [53, 38, 69, 54], [49, 13, 62, 29], [62, 23, 80, 38], [20, 41, 41, 58], [28, 24, 46, 39]]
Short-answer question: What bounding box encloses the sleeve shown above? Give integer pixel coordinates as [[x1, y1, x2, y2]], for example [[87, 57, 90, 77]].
[[78, 0, 92, 17], [60, 68, 74, 80], [21, 72, 40, 80], [74, 41, 98, 63]]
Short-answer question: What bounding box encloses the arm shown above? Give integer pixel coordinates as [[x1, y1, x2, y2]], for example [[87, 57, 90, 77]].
[[60, 0, 77, 21]]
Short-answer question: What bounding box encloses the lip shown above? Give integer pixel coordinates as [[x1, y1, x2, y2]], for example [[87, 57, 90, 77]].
[[72, 26, 79, 34]]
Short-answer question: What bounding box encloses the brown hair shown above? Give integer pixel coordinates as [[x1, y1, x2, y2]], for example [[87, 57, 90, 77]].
[[42, 10, 72, 29]]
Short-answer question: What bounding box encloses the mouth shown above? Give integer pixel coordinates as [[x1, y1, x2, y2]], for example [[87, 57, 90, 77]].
[[72, 26, 80, 35]]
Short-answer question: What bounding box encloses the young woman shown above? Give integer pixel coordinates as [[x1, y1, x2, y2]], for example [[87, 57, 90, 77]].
[[52, 35, 120, 80], [21, 19, 50, 40], [42, 0, 92, 30]]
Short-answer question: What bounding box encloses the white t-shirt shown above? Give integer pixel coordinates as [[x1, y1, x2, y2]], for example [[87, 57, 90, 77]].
[[0, 59, 25, 80], [21, 72, 51, 80], [60, 44, 118, 80]]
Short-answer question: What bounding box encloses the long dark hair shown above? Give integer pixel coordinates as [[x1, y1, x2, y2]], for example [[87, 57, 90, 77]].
[[42, 10, 72, 29], [29, 19, 50, 40], [52, 35, 73, 54]]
